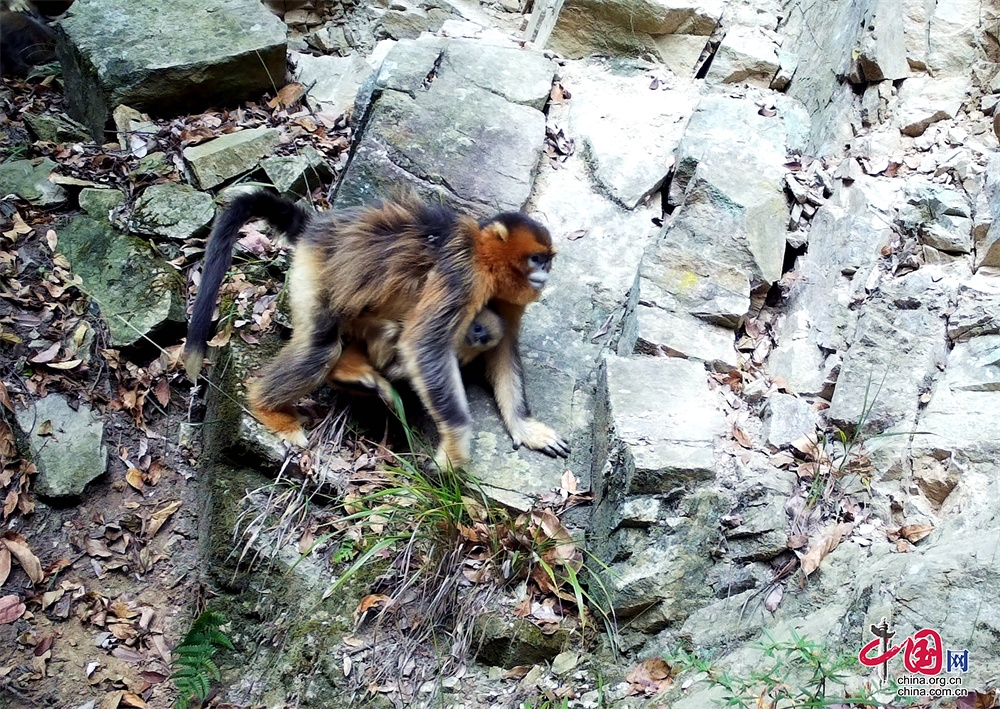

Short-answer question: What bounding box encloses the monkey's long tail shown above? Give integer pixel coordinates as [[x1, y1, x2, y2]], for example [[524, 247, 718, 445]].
[[183, 190, 311, 380]]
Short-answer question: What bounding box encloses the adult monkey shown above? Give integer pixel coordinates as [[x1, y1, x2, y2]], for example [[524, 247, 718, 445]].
[[184, 190, 569, 468]]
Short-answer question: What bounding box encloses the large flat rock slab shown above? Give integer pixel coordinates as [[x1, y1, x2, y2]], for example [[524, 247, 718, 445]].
[[666, 95, 803, 285], [55, 0, 287, 140], [917, 335, 1000, 462], [828, 269, 952, 434], [542, 0, 723, 60], [336, 38, 554, 215], [16, 395, 107, 498], [595, 356, 725, 494], [769, 177, 898, 394], [566, 64, 699, 209], [621, 238, 749, 370]]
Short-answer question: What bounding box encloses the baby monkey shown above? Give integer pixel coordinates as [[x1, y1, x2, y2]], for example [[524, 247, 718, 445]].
[[328, 307, 504, 405]]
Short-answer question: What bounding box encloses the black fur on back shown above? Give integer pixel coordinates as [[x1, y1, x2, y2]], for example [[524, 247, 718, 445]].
[[185, 190, 311, 366]]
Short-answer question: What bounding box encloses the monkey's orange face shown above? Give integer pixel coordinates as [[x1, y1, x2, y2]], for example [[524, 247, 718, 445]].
[[478, 219, 556, 305]]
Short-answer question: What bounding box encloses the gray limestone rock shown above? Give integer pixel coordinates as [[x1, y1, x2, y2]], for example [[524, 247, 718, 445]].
[[898, 179, 973, 254], [182, 128, 282, 190], [378, 9, 446, 40], [595, 356, 725, 495], [918, 349, 1000, 462], [769, 178, 897, 394], [667, 95, 796, 285], [440, 40, 556, 111], [705, 26, 779, 88], [977, 154, 1000, 270], [781, 0, 866, 154], [630, 306, 738, 371], [903, 0, 982, 75], [762, 393, 820, 448], [130, 182, 215, 240], [828, 272, 950, 434], [568, 68, 698, 208], [896, 76, 968, 137], [544, 0, 723, 60], [948, 281, 1000, 341], [78, 188, 125, 223], [307, 25, 350, 55], [652, 34, 708, 77], [260, 145, 333, 198], [293, 52, 374, 119], [55, 0, 287, 141], [336, 40, 550, 215], [855, 0, 909, 82], [57, 217, 185, 346], [0, 158, 67, 206], [770, 50, 798, 91], [130, 152, 174, 179], [599, 490, 725, 629], [621, 240, 746, 370], [942, 336, 1000, 392], [636, 239, 751, 329], [23, 112, 92, 144], [16, 395, 108, 498]]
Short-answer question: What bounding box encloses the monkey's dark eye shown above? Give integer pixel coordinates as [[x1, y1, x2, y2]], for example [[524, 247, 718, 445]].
[[528, 253, 549, 269], [471, 322, 487, 338]]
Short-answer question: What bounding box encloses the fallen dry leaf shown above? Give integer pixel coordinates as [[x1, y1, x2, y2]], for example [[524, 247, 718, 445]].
[[120, 691, 147, 708], [30, 342, 61, 363], [560, 469, 579, 495], [354, 593, 392, 623], [899, 523, 934, 544], [790, 432, 822, 459], [566, 229, 587, 241], [0, 381, 13, 413], [46, 359, 83, 370], [503, 665, 532, 680], [764, 584, 783, 613], [732, 423, 752, 449], [11, 212, 33, 236], [956, 689, 998, 709], [2, 537, 44, 584], [626, 657, 673, 697], [799, 522, 853, 577], [84, 538, 113, 558], [0, 421, 15, 459], [0, 547, 9, 586], [100, 689, 124, 709], [146, 500, 181, 538], [125, 468, 144, 492], [0, 595, 25, 624], [153, 379, 170, 407]]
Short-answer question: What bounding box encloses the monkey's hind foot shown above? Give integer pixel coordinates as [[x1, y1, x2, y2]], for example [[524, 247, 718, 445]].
[[511, 419, 570, 458], [252, 404, 310, 448]]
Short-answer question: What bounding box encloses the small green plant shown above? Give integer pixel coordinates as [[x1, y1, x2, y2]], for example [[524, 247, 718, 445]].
[[171, 610, 234, 709], [669, 631, 882, 708]]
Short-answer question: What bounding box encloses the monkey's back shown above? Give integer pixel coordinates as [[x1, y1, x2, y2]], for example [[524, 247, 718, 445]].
[[301, 194, 480, 320]]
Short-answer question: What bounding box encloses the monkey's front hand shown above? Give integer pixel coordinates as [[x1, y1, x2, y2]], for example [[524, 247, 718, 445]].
[[511, 419, 570, 458]]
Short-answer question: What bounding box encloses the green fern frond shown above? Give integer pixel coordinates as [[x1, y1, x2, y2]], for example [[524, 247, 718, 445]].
[[171, 610, 234, 709]]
